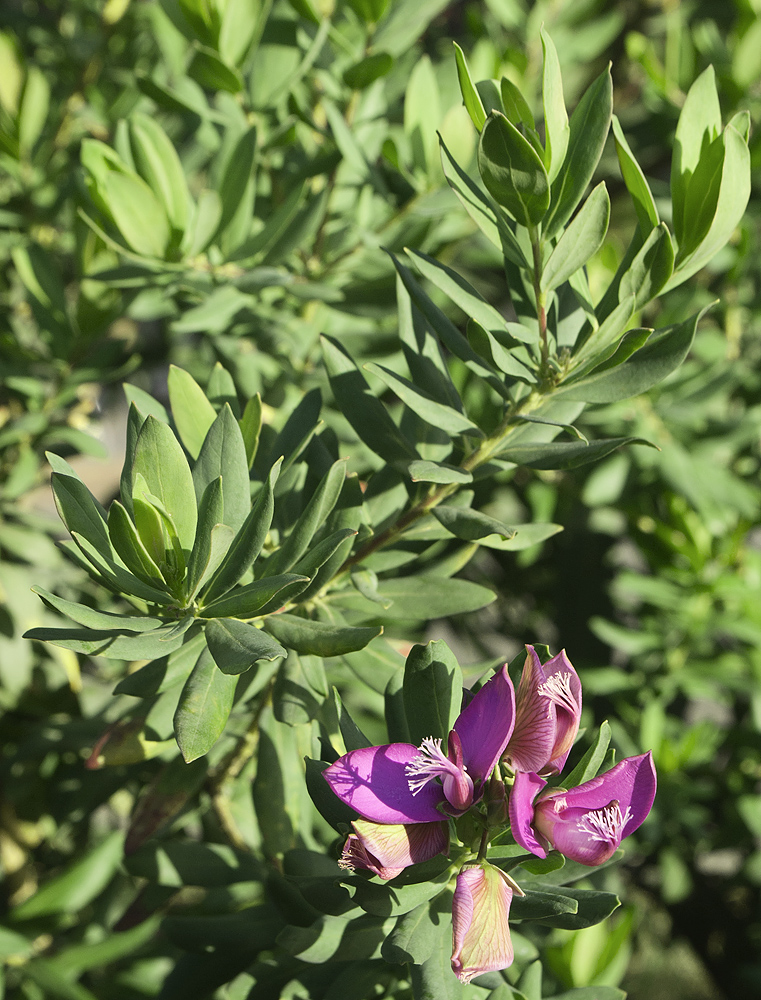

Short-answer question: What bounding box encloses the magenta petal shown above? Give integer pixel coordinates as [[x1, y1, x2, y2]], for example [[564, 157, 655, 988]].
[[323, 743, 445, 824], [504, 646, 557, 773], [454, 665, 516, 783], [542, 649, 582, 773], [508, 770, 548, 858], [553, 752, 657, 832]]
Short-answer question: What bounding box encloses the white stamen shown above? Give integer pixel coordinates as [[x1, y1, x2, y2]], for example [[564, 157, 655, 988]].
[[405, 736, 452, 795], [577, 802, 633, 843], [538, 672, 578, 716]]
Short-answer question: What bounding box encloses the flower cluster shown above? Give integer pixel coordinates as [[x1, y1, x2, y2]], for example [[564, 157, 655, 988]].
[[324, 645, 657, 984]]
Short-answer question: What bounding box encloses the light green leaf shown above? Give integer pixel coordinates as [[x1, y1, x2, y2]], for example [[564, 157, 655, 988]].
[[618, 221, 674, 309], [453, 41, 486, 131], [131, 416, 197, 553], [542, 182, 610, 292], [167, 365, 217, 459], [544, 66, 612, 239], [364, 362, 482, 436], [498, 436, 655, 470], [188, 45, 243, 93], [541, 29, 569, 184], [433, 505, 515, 542], [408, 460, 472, 485], [202, 573, 309, 619], [99, 169, 170, 258], [31, 587, 162, 632], [193, 404, 250, 536], [129, 113, 190, 232], [611, 115, 658, 234]]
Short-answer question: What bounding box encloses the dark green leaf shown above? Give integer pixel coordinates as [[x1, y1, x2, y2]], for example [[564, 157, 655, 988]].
[[206, 617, 286, 674], [31, 587, 162, 632], [498, 436, 655, 470], [478, 112, 550, 227], [466, 319, 537, 382], [564, 720, 612, 788], [107, 501, 165, 586], [174, 647, 238, 761], [188, 45, 243, 93], [50, 469, 109, 553], [433, 505, 515, 542], [113, 630, 206, 696], [558, 308, 706, 403], [292, 527, 357, 580], [528, 883, 620, 929], [403, 640, 463, 744], [343, 51, 393, 90], [322, 336, 418, 464], [305, 758, 359, 829], [24, 620, 192, 660], [273, 651, 328, 724], [185, 477, 225, 600], [202, 573, 308, 618], [511, 888, 578, 920], [264, 614, 382, 656], [335, 576, 496, 621], [365, 362, 482, 436], [618, 221, 674, 309], [408, 460, 472, 484]]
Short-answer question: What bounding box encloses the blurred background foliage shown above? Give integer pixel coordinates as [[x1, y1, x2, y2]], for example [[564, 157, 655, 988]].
[[1, 0, 760, 998]]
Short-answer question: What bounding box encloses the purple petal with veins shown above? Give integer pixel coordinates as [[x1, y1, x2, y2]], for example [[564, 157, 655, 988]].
[[451, 863, 514, 983], [541, 649, 582, 772], [454, 664, 516, 783], [405, 734, 474, 813], [508, 769, 549, 858], [503, 646, 557, 773], [324, 743, 446, 824]]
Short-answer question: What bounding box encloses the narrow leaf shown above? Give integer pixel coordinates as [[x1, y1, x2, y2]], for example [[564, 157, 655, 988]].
[[206, 618, 286, 674], [174, 647, 238, 761]]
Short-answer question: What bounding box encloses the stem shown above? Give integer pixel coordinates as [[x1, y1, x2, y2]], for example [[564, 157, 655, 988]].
[[476, 827, 489, 862], [529, 225, 548, 374]]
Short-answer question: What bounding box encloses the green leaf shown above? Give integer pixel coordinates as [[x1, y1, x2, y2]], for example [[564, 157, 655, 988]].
[[382, 896, 448, 965], [477, 522, 563, 551], [131, 416, 197, 553], [99, 169, 171, 258], [206, 618, 286, 674], [466, 319, 537, 382], [498, 436, 655, 470], [64, 532, 172, 607], [167, 366, 217, 460], [478, 112, 550, 227], [218, 0, 260, 65], [292, 527, 357, 580], [203, 458, 281, 600], [264, 459, 349, 577], [123, 383, 169, 423], [202, 573, 308, 619], [183, 188, 223, 256], [541, 29, 569, 184], [618, 221, 674, 309], [611, 115, 658, 233], [558, 307, 706, 403], [114, 630, 206, 696], [391, 256, 512, 398], [433, 505, 515, 542], [403, 640, 463, 744], [511, 888, 578, 920], [364, 362, 482, 437], [31, 587, 162, 632], [174, 647, 238, 761], [321, 335, 418, 464], [335, 576, 496, 621], [671, 66, 721, 247], [500, 78, 536, 131], [52, 916, 162, 975], [215, 125, 257, 250], [529, 884, 620, 929], [24, 621, 193, 660], [240, 393, 262, 468], [273, 651, 328, 725], [107, 500, 166, 586], [544, 65, 612, 239], [188, 44, 243, 93], [12, 831, 124, 919], [453, 41, 486, 131], [193, 404, 251, 535], [50, 469, 110, 553], [666, 119, 750, 290], [564, 720, 612, 788], [343, 51, 393, 90], [18, 65, 49, 154], [305, 758, 359, 830], [408, 460, 472, 485], [542, 182, 610, 292], [406, 249, 521, 341], [185, 479, 228, 600], [264, 614, 382, 657], [129, 113, 190, 232]]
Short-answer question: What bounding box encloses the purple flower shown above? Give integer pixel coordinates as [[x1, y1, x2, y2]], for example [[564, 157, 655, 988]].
[[451, 862, 515, 983], [324, 665, 516, 826], [338, 818, 449, 881], [509, 752, 657, 866], [503, 646, 582, 776]]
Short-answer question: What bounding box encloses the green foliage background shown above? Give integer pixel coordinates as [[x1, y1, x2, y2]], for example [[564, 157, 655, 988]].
[[1, 0, 760, 998]]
